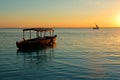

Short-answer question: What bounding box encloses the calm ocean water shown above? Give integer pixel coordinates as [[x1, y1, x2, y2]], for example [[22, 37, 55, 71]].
[[0, 28, 120, 80]]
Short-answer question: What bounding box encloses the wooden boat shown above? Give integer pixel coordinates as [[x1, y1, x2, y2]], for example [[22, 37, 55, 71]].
[[16, 28, 57, 49], [93, 24, 99, 29], [17, 42, 56, 53]]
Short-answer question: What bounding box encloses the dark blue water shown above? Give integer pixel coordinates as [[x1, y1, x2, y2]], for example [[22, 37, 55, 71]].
[[0, 28, 120, 80]]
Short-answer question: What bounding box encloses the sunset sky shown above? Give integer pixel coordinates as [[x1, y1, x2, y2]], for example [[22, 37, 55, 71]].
[[0, 0, 120, 28]]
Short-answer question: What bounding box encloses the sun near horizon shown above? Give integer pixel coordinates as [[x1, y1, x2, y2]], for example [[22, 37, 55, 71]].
[[0, 0, 120, 28]]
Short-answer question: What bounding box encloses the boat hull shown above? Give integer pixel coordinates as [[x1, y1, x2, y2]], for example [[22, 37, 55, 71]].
[[16, 35, 57, 49]]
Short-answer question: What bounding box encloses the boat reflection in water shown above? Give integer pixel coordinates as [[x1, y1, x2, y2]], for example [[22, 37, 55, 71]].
[[17, 42, 56, 64]]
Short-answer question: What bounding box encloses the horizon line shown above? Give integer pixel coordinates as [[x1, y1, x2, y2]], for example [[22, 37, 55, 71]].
[[0, 27, 120, 29]]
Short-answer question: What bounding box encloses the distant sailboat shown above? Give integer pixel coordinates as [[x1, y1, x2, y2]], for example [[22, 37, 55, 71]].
[[93, 24, 99, 29]]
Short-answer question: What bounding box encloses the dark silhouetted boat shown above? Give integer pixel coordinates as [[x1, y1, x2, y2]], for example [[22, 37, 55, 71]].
[[93, 24, 99, 29], [16, 28, 57, 49]]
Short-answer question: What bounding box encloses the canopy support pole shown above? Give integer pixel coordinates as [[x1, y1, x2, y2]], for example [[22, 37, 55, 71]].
[[23, 31, 25, 40], [44, 31, 46, 37], [36, 31, 39, 38]]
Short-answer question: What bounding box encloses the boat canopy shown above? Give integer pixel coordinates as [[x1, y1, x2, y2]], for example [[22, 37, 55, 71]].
[[23, 28, 54, 32], [22, 28, 55, 39]]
